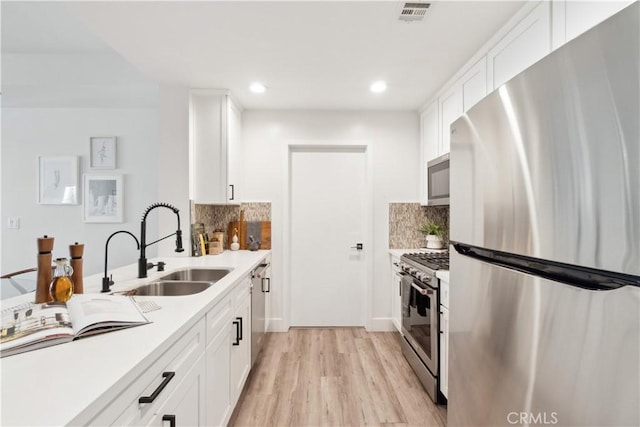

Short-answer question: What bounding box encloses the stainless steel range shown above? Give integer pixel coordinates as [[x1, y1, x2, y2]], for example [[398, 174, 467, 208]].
[[400, 251, 449, 403]]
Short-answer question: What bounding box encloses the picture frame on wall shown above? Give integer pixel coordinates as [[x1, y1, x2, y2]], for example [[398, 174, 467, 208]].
[[89, 137, 117, 169], [84, 174, 123, 223], [38, 156, 79, 205]]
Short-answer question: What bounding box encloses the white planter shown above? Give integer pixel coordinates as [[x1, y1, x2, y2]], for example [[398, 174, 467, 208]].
[[425, 234, 443, 249]]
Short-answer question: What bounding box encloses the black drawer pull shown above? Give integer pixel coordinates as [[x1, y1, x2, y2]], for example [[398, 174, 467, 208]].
[[162, 414, 176, 427], [229, 184, 235, 200], [232, 320, 240, 345], [237, 316, 243, 341], [139, 371, 175, 404]]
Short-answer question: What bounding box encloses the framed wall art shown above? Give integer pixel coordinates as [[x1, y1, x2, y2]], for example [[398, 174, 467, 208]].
[[84, 174, 123, 223], [38, 156, 79, 205], [90, 137, 117, 169]]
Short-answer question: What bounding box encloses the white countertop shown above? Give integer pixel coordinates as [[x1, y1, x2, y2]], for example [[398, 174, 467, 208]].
[[436, 270, 450, 283], [0, 250, 269, 426]]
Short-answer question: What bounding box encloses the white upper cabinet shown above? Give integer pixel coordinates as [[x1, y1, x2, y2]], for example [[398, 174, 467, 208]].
[[461, 57, 487, 113], [420, 101, 439, 205], [487, 1, 551, 91], [438, 84, 463, 155], [553, 0, 634, 48], [190, 91, 243, 204]]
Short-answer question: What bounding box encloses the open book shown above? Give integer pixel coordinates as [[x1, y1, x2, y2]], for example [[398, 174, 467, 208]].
[[1, 294, 151, 358]]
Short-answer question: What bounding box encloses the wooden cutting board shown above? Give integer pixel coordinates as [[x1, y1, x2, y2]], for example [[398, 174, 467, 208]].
[[227, 221, 271, 250]]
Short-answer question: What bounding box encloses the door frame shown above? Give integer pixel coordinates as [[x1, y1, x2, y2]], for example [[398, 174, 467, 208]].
[[282, 140, 373, 330]]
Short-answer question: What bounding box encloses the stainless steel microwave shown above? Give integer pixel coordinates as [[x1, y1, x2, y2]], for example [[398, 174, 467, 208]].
[[427, 153, 450, 205]]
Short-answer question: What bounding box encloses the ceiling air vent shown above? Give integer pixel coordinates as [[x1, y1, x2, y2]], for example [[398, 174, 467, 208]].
[[399, 2, 431, 22]]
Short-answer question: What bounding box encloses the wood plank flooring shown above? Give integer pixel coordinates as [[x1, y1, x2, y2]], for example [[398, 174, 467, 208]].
[[229, 328, 447, 427]]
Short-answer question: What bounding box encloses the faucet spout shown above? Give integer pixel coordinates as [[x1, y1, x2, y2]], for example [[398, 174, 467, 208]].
[[103, 230, 140, 293], [138, 202, 184, 278]]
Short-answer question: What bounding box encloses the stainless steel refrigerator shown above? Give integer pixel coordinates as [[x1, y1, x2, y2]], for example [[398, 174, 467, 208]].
[[449, 3, 639, 426]]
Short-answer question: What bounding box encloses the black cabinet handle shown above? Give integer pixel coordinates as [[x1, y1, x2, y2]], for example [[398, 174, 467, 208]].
[[229, 184, 235, 201], [237, 316, 243, 341], [232, 320, 240, 346], [139, 372, 175, 404], [399, 281, 402, 297], [162, 414, 176, 427]]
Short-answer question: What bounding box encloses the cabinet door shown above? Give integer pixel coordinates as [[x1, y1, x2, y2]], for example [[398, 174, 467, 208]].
[[230, 293, 251, 405], [439, 306, 449, 398], [487, 1, 551, 91], [420, 101, 439, 205], [461, 57, 487, 112], [564, 1, 633, 44], [191, 92, 227, 204], [390, 256, 402, 332], [147, 354, 206, 427], [439, 85, 463, 154], [206, 325, 233, 427], [226, 96, 242, 202], [264, 263, 272, 333]]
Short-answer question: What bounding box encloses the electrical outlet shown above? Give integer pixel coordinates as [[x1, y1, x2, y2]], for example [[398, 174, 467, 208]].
[[7, 217, 20, 229]]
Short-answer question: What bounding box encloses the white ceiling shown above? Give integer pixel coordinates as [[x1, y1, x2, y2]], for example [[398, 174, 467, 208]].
[[2, 1, 525, 110]]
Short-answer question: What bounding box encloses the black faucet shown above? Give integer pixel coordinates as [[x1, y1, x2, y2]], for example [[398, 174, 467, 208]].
[[102, 230, 140, 293], [138, 202, 184, 278]]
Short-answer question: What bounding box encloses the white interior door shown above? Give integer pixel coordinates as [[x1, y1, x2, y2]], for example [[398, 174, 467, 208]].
[[290, 148, 366, 326]]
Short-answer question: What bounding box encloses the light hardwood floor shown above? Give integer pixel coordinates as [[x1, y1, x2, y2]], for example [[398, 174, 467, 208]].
[[229, 328, 447, 427]]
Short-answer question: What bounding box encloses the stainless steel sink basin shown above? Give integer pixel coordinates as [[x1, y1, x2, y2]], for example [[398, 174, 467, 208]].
[[130, 268, 232, 296], [157, 268, 231, 282], [133, 280, 213, 296]]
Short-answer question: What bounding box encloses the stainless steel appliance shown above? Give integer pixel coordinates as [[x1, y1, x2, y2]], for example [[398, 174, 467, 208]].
[[250, 262, 269, 367], [449, 4, 639, 426], [400, 251, 449, 403], [426, 153, 450, 206]]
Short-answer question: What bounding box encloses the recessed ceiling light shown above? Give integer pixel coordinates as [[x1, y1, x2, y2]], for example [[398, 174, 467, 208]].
[[370, 81, 387, 93], [250, 82, 266, 93]]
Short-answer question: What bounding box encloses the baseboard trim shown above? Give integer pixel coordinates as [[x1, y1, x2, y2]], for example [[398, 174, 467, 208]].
[[267, 318, 289, 332], [367, 317, 397, 332]]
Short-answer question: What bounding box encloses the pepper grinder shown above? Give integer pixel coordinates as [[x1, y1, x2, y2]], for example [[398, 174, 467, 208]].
[[35, 235, 55, 303], [69, 242, 84, 294]]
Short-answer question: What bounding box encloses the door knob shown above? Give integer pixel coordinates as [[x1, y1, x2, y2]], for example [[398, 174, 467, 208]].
[[351, 243, 364, 250]]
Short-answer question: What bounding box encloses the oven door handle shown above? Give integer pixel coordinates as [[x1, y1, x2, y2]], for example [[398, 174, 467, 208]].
[[411, 282, 432, 296]]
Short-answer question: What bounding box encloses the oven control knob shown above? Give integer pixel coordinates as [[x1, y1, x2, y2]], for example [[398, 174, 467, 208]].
[[418, 272, 427, 281]]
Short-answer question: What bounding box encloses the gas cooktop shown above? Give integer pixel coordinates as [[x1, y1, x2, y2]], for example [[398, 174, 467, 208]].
[[402, 251, 450, 271]]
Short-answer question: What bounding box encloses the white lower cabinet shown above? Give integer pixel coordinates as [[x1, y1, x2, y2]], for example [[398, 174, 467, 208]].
[[146, 354, 206, 427], [439, 277, 450, 399], [89, 272, 258, 427], [230, 280, 252, 404], [390, 255, 402, 332], [264, 259, 272, 333]]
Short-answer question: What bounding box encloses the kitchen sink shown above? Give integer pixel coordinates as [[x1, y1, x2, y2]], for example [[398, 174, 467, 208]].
[[157, 268, 232, 282], [132, 280, 213, 296], [129, 268, 232, 296]]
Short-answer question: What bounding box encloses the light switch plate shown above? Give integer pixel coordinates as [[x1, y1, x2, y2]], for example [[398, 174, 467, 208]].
[[7, 217, 20, 229]]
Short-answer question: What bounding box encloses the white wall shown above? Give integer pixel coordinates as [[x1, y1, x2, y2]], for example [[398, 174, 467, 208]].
[[1, 108, 159, 277], [1, 52, 163, 279], [242, 111, 419, 331]]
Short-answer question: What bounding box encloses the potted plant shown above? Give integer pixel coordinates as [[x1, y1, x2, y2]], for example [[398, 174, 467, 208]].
[[419, 221, 445, 249]]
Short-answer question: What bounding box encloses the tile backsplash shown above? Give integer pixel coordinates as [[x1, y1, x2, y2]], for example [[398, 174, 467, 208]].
[[389, 203, 449, 249], [191, 202, 272, 250]]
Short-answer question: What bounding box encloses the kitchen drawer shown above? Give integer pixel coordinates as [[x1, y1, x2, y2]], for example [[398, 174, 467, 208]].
[[88, 318, 206, 426], [206, 296, 233, 345], [440, 279, 450, 309], [232, 275, 251, 308]]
